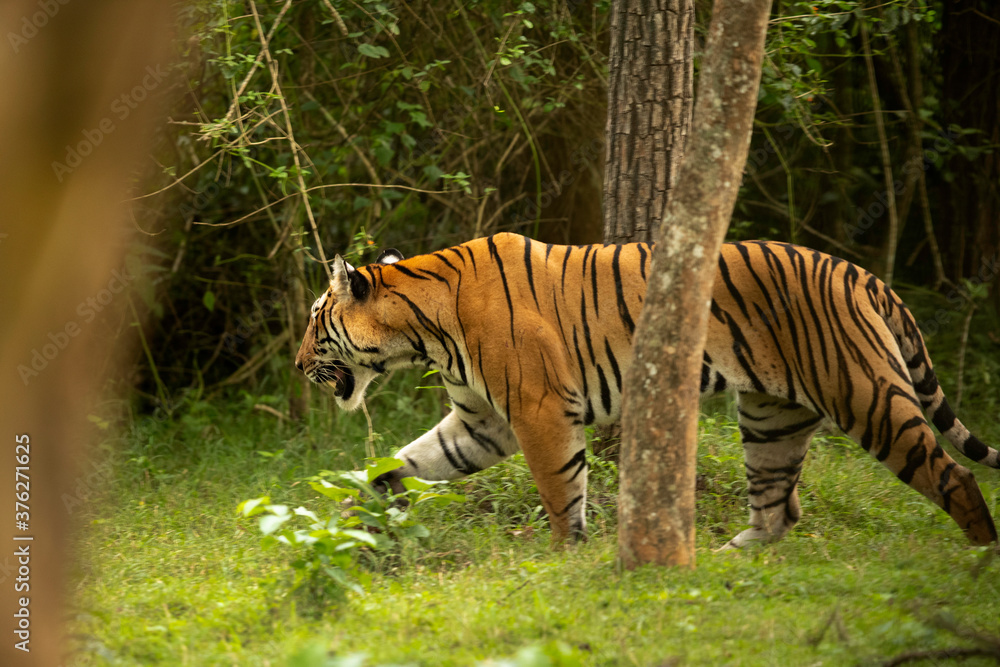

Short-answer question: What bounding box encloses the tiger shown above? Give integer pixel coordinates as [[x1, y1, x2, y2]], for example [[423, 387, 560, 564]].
[[294, 232, 999, 548]]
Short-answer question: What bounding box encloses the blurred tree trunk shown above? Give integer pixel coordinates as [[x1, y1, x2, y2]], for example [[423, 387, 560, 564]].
[[0, 2, 174, 664], [597, 0, 694, 458], [602, 0, 694, 245], [939, 0, 1000, 306], [618, 0, 772, 569]]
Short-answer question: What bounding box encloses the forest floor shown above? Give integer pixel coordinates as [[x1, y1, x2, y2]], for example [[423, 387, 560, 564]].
[[68, 291, 1000, 666]]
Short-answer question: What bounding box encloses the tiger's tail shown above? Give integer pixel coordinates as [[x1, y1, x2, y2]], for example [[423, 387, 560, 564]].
[[881, 284, 1000, 469]]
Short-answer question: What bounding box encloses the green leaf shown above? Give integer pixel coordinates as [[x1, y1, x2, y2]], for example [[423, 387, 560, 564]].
[[365, 457, 405, 483], [400, 477, 436, 491], [202, 290, 216, 312], [259, 513, 291, 535], [396, 524, 430, 539], [293, 506, 319, 522], [358, 43, 390, 59], [238, 496, 270, 517], [309, 480, 359, 502], [339, 529, 378, 547]]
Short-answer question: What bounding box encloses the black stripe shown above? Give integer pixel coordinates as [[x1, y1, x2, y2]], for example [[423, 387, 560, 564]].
[[488, 236, 517, 342], [557, 494, 584, 517], [590, 249, 600, 318], [912, 372, 938, 398], [438, 431, 464, 471], [451, 399, 478, 414], [931, 399, 957, 433], [561, 245, 573, 293], [896, 435, 928, 484], [464, 245, 478, 276], [962, 435, 990, 461], [557, 449, 587, 479], [581, 290, 596, 364], [604, 338, 622, 391], [552, 286, 571, 355], [433, 252, 460, 274], [338, 314, 380, 354], [417, 268, 451, 286], [392, 264, 432, 281], [476, 340, 494, 409], [461, 420, 503, 457], [718, 253, 750, 321], [612, 245, 635, 335], [524, 236, 540, 310], [597, 365, 612, 415], [637, 244, 648, 281]]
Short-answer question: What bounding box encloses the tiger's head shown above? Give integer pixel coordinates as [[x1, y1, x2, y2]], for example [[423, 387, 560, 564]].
[[294, 248, 405, 411]]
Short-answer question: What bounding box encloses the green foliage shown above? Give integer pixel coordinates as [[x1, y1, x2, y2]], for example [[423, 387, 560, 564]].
[[239, 457, 464, 605], [131, 0, 610, 399]]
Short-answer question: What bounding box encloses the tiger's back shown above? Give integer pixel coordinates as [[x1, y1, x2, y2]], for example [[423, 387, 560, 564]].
[[296, 233, 999, 547]]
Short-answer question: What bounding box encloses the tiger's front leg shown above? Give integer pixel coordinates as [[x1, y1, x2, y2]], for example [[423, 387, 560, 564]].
[[372, 385, 519, 494]]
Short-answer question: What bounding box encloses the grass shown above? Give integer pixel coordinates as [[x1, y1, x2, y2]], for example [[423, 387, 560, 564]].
[[68, 295, 1000, 666]]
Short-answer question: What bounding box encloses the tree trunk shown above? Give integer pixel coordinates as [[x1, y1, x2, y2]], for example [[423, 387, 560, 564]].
[[618, 0, 773, 569], [597, 0, 695, 458], [0, 2, 174, 664], [602, 0, 694, 245]]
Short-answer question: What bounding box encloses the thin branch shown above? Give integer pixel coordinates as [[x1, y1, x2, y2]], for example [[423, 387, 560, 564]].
[[861, 16, 899, 287], [193, 183, 460, 229], [250, 0, 330, 278], [125, 150, 224, 201], [955, 303, 977, 412], [254, 404, 290, 421], [222, 0, 293, 125], [317, 0, 349, 36]]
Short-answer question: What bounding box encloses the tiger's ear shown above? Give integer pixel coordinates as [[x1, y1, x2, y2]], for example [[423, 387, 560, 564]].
[[376, 248, 404, 265], [331, 255, 371, 302]]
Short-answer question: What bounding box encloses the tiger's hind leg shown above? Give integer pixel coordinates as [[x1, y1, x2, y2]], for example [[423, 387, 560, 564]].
[[724, 393, 824, 550], [840, 387, 997, 545]]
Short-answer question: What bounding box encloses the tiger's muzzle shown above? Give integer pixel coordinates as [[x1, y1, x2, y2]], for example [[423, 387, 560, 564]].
[[303, 359, 356, 399]]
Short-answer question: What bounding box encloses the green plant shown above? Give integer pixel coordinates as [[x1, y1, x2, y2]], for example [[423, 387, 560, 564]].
[[239, 457, 464, 602]]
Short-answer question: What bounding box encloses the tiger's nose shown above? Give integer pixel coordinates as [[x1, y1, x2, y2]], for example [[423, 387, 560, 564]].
[[295, 359, 304, 371]]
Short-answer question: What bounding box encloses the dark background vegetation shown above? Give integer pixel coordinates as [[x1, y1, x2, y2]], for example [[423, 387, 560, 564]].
[[115, 0, 999, 419]]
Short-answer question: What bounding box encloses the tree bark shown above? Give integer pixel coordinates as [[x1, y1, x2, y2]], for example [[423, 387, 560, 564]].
[[602, 0, 694, 245], [597, 0, 695, 458], [0, 2, 174, 664], [618, 0, 773, 569]]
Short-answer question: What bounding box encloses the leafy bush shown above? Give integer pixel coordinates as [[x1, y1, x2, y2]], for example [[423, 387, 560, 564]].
[[239, 458, 463, 603]]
